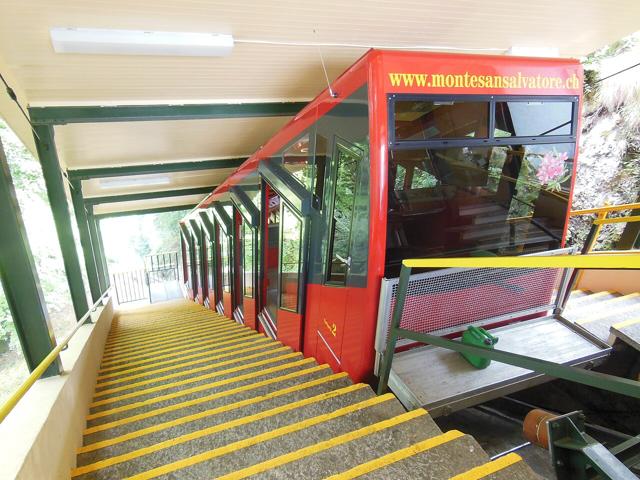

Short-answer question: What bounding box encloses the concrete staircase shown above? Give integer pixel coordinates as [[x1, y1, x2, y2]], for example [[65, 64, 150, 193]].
[[564, 289, 640, 350], [72, 300, 540, 479]]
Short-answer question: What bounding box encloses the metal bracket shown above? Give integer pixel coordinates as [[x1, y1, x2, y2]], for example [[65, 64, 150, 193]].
[[548, 411, 639, 479]]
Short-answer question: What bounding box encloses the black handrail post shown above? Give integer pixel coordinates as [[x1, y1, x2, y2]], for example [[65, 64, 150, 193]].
[[377, 262, 412, 395]]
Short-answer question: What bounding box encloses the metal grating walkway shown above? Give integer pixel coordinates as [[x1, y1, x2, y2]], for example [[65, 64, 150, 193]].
[[72, 300, 540, 479]]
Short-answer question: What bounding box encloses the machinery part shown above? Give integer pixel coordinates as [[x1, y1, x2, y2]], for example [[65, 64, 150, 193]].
[[523, 408, 557, 448]]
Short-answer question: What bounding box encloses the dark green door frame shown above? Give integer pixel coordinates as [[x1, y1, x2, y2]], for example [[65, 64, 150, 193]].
[[32, 125, 89, 319], [94, 203, 198, 220], [0, 137, 60, 376], [69, 179, 102, 303], [92, 216, 110, 289], [86, 206, 109, 293]]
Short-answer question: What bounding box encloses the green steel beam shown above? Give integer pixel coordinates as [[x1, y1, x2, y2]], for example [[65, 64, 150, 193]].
[[93, 217, 110, 289], [69, 179, 102, 304], [32, 125, 89, 319], [28, 102, 308, 125], [95, 203, 197, 220], [0, 137, 60, 376], [67, 158, 246, 181], [86, 207, 109, 293], [84, 185, 216, 206]]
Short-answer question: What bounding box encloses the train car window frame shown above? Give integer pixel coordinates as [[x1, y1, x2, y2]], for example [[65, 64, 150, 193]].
[[324, 138, 365, 286], [278, 201, 304, 312], [388, 94, 579, 149], [242, 221, 256, 299]]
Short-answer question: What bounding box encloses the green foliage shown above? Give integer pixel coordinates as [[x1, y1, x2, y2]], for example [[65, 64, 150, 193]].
[[152, 210, 187, 253]]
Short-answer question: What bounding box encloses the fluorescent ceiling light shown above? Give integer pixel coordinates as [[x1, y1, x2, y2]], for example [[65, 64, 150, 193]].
[[99, 174, 171, 189], [507, 46, 560, 58], [51, 27, 234, 57]]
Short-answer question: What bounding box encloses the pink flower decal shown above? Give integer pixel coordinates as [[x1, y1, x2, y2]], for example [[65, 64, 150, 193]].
[[536, 151, 568, 188]]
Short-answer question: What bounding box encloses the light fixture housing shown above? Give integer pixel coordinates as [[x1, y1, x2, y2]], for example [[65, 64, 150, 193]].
[[50, 27, 234, 57], [99, 174, 171, 189]]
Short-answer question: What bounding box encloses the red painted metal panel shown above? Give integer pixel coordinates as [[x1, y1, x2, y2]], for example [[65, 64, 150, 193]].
[[244, 297, 257, 330], [277, 308, 303, 351], [222, 292, 232, 319]]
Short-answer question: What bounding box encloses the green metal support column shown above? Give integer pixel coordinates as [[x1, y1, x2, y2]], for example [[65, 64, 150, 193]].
[[88, 210, 110, 290], [69, 179, 102, 302], [0, 138, 60, 376], [32, 125, 89, 319]]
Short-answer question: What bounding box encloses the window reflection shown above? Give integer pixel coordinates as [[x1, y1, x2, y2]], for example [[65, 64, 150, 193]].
[[243, 222, 254, 298], [280, 204, 302, 311], [220, 233, 231, 293], [495, 101, 573, 137], [386, 144, 574, 276], [394, 101, 489, 141], [283, 134, 314, 189]]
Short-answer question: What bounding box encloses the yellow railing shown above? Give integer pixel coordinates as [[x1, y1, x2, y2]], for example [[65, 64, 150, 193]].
[[403, 253, 640, 270], [570, 202, 640, 216], [0, 288, 112, 423]]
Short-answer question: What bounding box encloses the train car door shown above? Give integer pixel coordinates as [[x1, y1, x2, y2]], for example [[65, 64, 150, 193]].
[[315, 140, 364, 370], [233, 209, 244, 323], [260, 183, 306, 350], [212, 203, 234, 318]]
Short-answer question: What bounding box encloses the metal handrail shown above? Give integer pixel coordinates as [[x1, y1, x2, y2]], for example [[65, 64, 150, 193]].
[[0, 287, 112, 423], [570, 202, 640, 216], [377, 253, 640, 399]]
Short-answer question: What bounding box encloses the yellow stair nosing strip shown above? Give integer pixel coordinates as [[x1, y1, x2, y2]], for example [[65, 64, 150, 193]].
[[99, 330, 256, 366], [612, 316, 640, 330], [96, 337, 272, 381], [97, 334, 264, 374], [85, 364, 334, 433], [107, 314, 226, 339], [86, 357, 318, 420], [569, 290, 617, 306], [72, 384, 368, 476], [322, 430, 464, 480], [90, 351, 300, 407], [104, 393, 400, 480], [96, 342, 282, 388], [107, 312, 225, 335], [93, 346, 291, 397], [449, 452, 524, 480], [101, 323, 243, 359], [220, 409, 434, 480], [104, 320, 234, 350], [576, 302, 640, 325], [79, 372, 350, 453]]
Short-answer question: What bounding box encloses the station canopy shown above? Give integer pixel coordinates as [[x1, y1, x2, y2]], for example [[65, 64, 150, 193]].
[[0, 0, 638, 216]]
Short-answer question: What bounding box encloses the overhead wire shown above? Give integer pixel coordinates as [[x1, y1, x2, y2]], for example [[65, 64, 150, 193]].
[[595, 61, 640, 83], [0, 72, 40, 141]]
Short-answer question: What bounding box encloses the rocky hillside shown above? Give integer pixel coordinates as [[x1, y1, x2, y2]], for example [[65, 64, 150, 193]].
[[568, 33, 640, 249]]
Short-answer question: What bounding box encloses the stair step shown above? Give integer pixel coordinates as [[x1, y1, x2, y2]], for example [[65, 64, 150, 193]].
[[571, 294, 640, 343], [563, 291, 620, 314], [75, 301, 543, 480], [72, 391, 401, 479]]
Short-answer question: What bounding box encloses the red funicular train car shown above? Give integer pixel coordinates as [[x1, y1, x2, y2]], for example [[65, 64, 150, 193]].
[[181, 50, 582, 384]]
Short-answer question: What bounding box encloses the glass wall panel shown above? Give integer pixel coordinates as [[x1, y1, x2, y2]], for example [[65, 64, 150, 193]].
[[279, 204, 302, 311], [394, 101, 489, 141], [0, 283, 29, 405]]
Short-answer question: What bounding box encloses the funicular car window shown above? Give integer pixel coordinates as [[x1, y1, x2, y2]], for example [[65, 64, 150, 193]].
[[220, 234, 231, 293], [242, 222, 254, 298], [394, 100, 489, 141], [387, 141, 575, 276], [283, 134, 313, 190], [279, 204, 302, 311], [495, 101, 574, 137]]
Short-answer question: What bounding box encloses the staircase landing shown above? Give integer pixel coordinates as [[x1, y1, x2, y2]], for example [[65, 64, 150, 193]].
[[73, 300, 541, 479]]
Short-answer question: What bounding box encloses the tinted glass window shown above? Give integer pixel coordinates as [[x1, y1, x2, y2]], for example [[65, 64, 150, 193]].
[[495, 101, 573, 137], [242, 222, 254, 298], [220, 234, 231, 293], [207, 238, 213, 290], [279, 204, 302, 311], [265, 189, 280, 322], [386, 143, 574, 276], [314, 135, 328, 208], [283, 134, 313, 189], [394, 101, 489, 141], [327, 144, 361, 284]]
